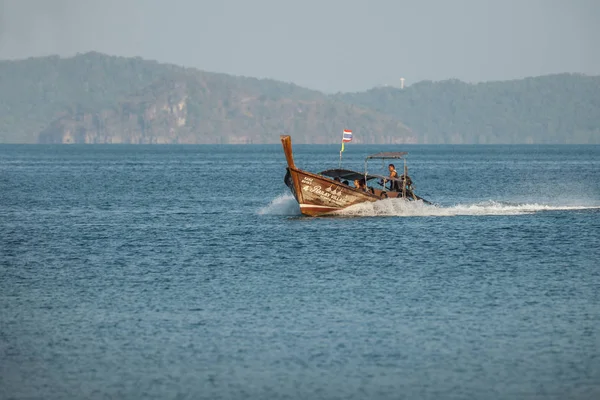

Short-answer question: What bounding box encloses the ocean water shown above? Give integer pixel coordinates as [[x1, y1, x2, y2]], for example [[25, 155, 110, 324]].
[[1, 144, 599, 400]]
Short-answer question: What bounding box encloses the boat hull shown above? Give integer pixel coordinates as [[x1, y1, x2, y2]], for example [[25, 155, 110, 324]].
[[285, 167, 378, 216]]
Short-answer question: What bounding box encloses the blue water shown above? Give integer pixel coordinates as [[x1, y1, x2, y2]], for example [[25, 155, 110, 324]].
[[1, 144, 599, 400]]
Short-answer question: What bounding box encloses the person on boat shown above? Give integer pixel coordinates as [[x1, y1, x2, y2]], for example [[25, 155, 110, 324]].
[[342, 180, 349, 186], [400, 173, 413, 188], [333, 177, 341, 182], [388, 164, 401, 191], [354, 179, 367, 191]]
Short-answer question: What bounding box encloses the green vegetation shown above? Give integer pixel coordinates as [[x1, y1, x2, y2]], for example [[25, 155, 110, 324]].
[[0, 52, 599, 143], [0, 53, 179, 142], [1, 52, 413, 144], [335, 75, 600, 144]]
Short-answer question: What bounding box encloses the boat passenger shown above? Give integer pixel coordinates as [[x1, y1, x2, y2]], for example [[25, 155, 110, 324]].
[[388, 164, 400, 191], [400, 173, 413, 188], [354, 179, 367, 191], [342, 180, 349, 186], [333, 177, 341, 182]]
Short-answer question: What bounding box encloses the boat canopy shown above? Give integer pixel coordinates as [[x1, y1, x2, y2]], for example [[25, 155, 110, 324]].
[[319, 168, 403, 183], [366, 152, 408, 160], [319, 169, 378, 181]]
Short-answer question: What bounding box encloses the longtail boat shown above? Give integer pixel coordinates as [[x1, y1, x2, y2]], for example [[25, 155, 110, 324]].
[[280, 135, 431, 216]]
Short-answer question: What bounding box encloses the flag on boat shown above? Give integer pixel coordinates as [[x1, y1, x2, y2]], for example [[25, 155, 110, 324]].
[[342, 129, 353, 142], [340, 129, 352, 152]]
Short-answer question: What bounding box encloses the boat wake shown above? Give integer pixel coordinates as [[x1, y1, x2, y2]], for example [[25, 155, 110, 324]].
[[259, 195, 600, 217], [337, 199, 600, 217]]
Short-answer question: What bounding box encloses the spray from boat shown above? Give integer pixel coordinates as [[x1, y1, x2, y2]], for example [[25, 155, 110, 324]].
[[259, 195, 600, 217], [258, 194, 301, 215]]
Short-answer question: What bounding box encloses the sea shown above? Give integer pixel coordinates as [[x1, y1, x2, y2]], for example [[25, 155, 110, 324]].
[[1, 144, 599, 400]]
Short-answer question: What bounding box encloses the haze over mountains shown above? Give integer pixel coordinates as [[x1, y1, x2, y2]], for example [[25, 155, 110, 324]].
[[1, 52, 599, 144]]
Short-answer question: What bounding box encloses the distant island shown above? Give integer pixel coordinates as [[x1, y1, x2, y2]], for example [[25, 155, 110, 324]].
[[0, 52, 599, 144]]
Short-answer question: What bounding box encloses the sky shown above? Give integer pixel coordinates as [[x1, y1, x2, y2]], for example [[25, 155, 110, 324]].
[[0, 0, 599, 93]]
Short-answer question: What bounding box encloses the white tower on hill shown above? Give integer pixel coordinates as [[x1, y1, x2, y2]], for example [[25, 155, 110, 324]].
[[400, 78, 405, 89]]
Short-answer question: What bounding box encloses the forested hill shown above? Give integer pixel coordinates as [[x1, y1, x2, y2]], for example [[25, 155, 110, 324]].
[[0, 52, 414, 144], [335, 75, 600, 144], [0, 52, 599, 144]]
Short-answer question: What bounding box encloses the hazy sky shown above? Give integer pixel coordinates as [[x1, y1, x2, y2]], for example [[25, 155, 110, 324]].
[[1, 0, 598, 92]]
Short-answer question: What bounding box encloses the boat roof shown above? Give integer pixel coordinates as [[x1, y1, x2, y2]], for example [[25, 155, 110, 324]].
[[319, 169, 377, 181], [319, 168, 402, 182], [366, 151, 408, 159]]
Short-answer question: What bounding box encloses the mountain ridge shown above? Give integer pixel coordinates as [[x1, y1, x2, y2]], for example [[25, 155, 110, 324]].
[[1, 52, 598, 144]]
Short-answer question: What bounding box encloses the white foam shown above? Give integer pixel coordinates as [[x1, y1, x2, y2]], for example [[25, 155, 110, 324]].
[[258, 195, 600, 217], [336, 198, 600, 217], [258, 194, 301, 215]]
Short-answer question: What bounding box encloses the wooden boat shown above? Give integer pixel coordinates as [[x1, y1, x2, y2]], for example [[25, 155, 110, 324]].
[[281, 135, 431, 216]]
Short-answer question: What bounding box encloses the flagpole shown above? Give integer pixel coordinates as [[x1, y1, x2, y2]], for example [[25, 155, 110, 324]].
[[338, 129, 344, 168]]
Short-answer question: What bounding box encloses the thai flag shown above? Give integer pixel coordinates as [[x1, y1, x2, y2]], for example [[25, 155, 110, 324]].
[[342, 129, 353, 142]]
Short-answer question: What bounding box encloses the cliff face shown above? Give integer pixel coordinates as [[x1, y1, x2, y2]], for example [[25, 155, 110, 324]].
[[39, 82, 191, 144], [39, 101, 189, 144]]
